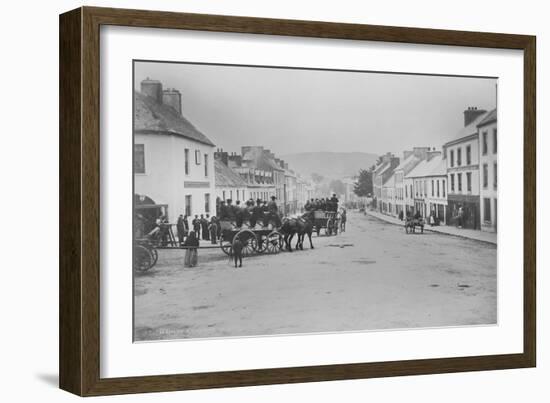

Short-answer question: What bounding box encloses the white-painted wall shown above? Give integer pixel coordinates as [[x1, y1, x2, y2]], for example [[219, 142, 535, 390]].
[[134, 133, 216, 221], [479, 121, 498, 231], [446, 138, 480, 197]]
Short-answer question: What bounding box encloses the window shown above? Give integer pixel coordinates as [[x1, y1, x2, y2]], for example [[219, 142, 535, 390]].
[[457, 173, 462, 192], [195, 149, 201, 165], [437, 180, 440, 197], [410, 185, 413, 199], [443, 180, 446, 197], [184, 148, 189, 175], [204, 154, 209, 177], [185, 195, 192, 217], [450, 150, 455, 167], [424, 180, 427, 196], [230, 190, 233, 200], [482, 131, 488, 155], [466, 145, 471, 165], [134, 144, 145, 174], [493, 128, 497, 154], [450, 174, 455, 192], [431, 180, 434, 197], [483, 164, 488, 188], [405, 185, 408, 198], [466, 172, 472, 192], [457, 147, 462, 166], [494, 162, 497, 189], [484, 197, 491, 223], [222, 190, 226, 201], [205, 193, 210, 213]]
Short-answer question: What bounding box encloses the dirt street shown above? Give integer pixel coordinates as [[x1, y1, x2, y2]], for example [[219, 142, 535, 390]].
[[134, 211, 497, 341]]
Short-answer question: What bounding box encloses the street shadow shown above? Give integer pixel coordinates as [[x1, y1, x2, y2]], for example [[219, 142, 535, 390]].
[[35, 373, 58, 388]]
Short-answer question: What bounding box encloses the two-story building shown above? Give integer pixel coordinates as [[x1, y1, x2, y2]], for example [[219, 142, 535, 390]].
[[134, 79, 216, 227], [394, 147, 430, 218], [405, 152, 447, 223], [214, 151, 249, 209], [443, 107, 489, 229], [372, 152, 400, 212], [477, 108, 498, 232]]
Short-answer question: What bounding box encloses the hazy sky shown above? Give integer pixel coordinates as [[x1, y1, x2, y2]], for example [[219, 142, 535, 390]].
[[135, 61, 497, 156]]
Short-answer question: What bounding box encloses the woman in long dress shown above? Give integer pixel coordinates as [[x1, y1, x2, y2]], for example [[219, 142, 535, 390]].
[[183, 231, 199, 267]]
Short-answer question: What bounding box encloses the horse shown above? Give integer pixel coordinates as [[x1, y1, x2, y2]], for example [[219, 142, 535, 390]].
[[281, 213, 314, 251], [404, 216, 425, 234]]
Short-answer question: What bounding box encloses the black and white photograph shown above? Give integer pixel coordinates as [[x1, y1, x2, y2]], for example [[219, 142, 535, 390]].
[[132, 60, 498, 342]]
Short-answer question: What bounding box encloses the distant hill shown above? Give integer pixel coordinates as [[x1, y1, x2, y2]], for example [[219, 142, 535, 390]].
[[281, 152, 378, 179]]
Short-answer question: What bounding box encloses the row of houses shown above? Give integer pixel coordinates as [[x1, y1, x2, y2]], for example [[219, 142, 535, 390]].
[[373, 106, 497, 232], [213, 146, 314, 214], [133, 78, 313, 225]]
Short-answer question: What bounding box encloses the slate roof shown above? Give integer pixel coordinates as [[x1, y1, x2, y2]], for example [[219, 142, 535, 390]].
[[214, 160, 247, 188], [134, 91, 215, 146], [405, 155, 446, 178], [477, 108, 497, 127], [394, 154, 423, 175]]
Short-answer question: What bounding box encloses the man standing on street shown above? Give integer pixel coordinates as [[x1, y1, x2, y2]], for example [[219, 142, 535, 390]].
[[201, 214, 210, 241], [192, 215, 201, 239]]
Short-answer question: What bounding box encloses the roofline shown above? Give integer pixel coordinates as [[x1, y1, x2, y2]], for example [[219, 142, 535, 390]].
[[443, 133, 478, 148], [134, 129, 216, 147], [477, 117, 497, 128], [406, 173, 447, 179]]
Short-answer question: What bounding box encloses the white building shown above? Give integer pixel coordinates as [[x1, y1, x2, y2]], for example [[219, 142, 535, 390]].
[[393, 147, 430, 218], [477, 109, 498, 232], [381, 173, 396, 216], [405, 153, 447, 223], [134, 79, 216, 226], [443, 107, 489, 229]]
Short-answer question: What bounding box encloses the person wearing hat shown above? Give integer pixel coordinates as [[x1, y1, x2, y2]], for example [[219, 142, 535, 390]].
[[192, 215, 201, 239], [226, 199, 236, 223], [250, 199, 261, 228], [267, 196, 281, 227]]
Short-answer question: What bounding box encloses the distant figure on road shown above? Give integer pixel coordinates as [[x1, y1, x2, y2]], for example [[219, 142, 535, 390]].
[[232, 237, 244, 268], [457, 206, 464, 229], [200, 214, 209, 240], [192, 215, 201, 239], [340, 209, 347, 232], [183, 231, 199, 267]]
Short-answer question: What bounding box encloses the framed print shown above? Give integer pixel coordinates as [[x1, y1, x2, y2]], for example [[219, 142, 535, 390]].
[[59, 6, 536, 396]]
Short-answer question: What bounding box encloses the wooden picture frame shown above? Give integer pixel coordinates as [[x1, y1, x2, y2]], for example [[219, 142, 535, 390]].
[[59, 6, 536, 396]]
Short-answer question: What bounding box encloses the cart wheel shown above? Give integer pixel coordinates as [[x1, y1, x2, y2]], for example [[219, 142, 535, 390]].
[[134, 244, 153, 272], [235, 229, 258, 256], [266, 230, 283, 254], [220, 238, 233, 255]]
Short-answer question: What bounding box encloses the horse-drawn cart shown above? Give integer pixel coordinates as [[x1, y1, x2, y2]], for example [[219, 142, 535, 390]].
[[219, 222, 284, 256], [404, 216, 425, 234], [311, 210, 340, 236]]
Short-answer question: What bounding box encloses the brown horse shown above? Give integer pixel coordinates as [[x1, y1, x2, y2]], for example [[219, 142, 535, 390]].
[[281, 213, 314, 251]]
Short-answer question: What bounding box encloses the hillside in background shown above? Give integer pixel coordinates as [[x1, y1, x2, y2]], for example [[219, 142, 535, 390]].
[[281, 152, 379, 179]]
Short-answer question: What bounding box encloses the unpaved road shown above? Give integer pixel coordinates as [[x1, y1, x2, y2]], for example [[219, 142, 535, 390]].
[[134, 211, 496, 341]]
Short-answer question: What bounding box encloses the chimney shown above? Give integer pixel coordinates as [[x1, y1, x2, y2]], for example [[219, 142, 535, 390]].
[[140, 78, 162, 102], [413, 146, 431, 160], [381, 152, 393, 164], [403, 150, 414, 160], [464, 106, 487, 126], [426, 150, 442, 161], [214, 149, 229, 166], [162, 88, 182, 114]]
